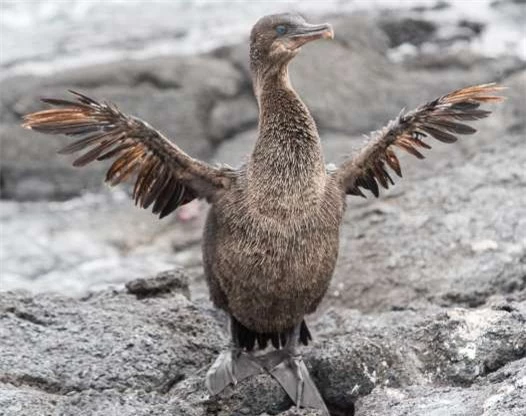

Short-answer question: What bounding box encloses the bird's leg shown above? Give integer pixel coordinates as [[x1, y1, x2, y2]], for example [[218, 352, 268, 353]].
[[205, 320, 264, 396], [264, 325, 329, 415]]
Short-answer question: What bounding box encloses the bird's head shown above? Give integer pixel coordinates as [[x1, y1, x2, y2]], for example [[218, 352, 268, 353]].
[[249, 13, 334, 90]]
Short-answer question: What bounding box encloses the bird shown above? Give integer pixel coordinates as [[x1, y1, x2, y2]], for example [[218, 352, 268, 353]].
[[22, 12, 503, 415]]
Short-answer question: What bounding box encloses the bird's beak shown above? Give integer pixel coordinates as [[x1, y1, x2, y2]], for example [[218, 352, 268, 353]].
[[286, 22, 334, 50]]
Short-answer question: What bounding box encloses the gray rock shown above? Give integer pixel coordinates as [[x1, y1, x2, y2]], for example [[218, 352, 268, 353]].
[[208, 94, 259, 143], [355, 357, 526, 415], [213, 129, 356, 168], [164, 302, 526, 414], [1, 276, 524, 415], [0, 124, 107, 200], [212, 129, 256, 167], [290, 41, 516, 137], [0, 276, 227, 416], [378, 17, 437, 47], [126, 268, 190, 300], [492, 0, 526, 7], [0, 289, 225, 395], [328, 129, 526, 312]]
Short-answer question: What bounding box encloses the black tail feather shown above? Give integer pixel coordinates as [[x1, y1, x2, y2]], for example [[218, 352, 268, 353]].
[[232, 317, 312, 352], [299, 319, 312, 345]]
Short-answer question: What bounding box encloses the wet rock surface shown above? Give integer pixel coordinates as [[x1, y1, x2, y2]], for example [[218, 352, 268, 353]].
[[1, 8, 526, 416]]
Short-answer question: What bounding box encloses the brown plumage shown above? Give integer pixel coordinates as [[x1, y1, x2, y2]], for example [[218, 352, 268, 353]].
[[22, 13, 503, 411], [23, 91, 232, 218], [335, 84, 504, 197]]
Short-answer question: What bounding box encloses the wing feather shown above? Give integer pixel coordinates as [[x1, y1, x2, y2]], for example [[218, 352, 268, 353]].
[[333, 83, 504, 197], [22, 91, 233, 218]]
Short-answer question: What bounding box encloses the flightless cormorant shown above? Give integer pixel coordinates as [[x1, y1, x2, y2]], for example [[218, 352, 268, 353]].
[[22, 13, 503, 414]]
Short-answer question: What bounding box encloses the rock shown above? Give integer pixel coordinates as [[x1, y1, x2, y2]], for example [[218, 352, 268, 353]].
[[493, 70, 526, 133], [401, 50, 524, 71], [492, 0, 526, 7], [276, 13, 518, 137], [378, 17, 437, 47], [307, 304, 526, 409], [126, 269, 190, 300], [355, 358, 526, 415], [0, 277, 227, 416], [328, 130, 526, 311], [1, 276, 524, 415], [268, 409, 324, 416], [411, 1, 451, 12], [0, 289, 216, 415], [458, 19, 486, 36], [208, 94, 258, 143], [212, 12, 522, 141], [0, 124, 107, 200], [0, 288, 225, 394], [212, 129, 254, 167]]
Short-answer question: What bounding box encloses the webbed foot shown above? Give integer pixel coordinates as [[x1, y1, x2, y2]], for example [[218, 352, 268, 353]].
[[205, 349, 264, 395], [263, 352, 329, 415]]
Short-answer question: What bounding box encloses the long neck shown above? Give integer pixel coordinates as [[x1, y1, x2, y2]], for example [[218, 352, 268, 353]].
[[247, 66, 326, 210]]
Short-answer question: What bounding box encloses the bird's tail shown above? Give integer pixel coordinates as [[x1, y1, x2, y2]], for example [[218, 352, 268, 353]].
[[231, 316, 312, 351]]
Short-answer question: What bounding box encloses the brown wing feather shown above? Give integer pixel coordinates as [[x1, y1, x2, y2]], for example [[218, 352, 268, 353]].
[[333, 83, 504, 198], [22, 90, 232, 218]]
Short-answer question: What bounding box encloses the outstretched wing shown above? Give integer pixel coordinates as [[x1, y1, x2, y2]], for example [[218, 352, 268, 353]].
[[22, 90, 233, 218], [332, 84, 504, 198]]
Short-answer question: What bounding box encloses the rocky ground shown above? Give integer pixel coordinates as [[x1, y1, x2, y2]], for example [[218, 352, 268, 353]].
[[1, 5, 526, 416]]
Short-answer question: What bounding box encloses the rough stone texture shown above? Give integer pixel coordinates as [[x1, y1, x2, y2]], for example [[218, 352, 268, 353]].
[[126, 269, 191, 300], [1, 276, 524, 415], [356, 358, 526, 416], [378, 16, 437, 47], [0, 273, 226, 416]]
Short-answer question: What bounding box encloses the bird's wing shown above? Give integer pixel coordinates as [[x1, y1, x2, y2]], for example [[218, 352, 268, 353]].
[[22, 90, 234, 218], [331, 84, 504, 198]]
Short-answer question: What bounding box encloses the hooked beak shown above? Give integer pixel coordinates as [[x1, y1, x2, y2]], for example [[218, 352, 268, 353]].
[[285, 22, 334, 50]]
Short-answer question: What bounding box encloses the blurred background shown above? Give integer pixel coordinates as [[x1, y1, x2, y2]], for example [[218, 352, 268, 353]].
[[1, 0, 525, 312]]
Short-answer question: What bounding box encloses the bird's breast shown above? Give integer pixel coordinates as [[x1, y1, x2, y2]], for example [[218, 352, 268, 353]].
[[207, 174, 345, 274]]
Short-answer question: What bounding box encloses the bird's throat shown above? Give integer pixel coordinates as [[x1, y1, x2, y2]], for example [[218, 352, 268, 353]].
[[248, 69, 325, 209]]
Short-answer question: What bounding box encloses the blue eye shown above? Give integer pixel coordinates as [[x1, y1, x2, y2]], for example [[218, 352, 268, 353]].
[[275, 25, 287, 36]]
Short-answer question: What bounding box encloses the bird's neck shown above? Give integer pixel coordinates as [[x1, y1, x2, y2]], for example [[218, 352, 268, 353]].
[[247, 66, 326, 206]]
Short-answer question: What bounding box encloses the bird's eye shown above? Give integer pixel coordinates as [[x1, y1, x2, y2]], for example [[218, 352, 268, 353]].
[[275, 25, 287, 36]]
